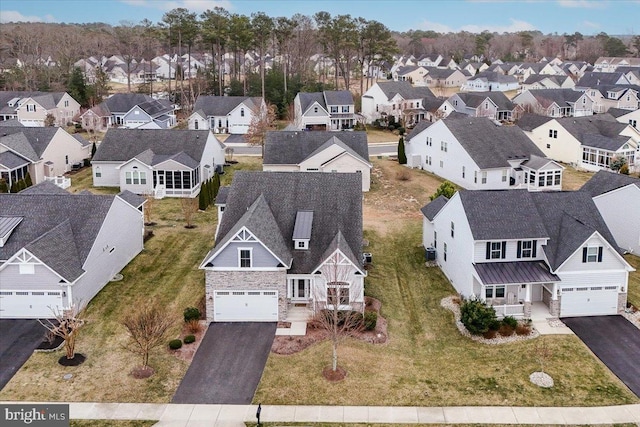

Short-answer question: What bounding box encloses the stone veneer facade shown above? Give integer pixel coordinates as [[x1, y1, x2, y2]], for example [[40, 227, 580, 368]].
[[618, 292, 627, 313], [205, 269, 288, 323]]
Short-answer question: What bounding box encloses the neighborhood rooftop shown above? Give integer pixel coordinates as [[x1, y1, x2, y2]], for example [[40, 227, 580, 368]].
[[263, 131, 369, 165]]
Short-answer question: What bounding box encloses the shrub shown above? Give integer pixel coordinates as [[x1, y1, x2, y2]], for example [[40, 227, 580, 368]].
[[397, 126, 406, 136], [364, 311, 377, 331], [183, 307, 200, 323], [397, 137, 407, 165], [498, 324, 515, 336], [483, 329, 498, 339], [488, 319, 501, 331], [186, 319, 202, 333], [515, 323, 531, 335], [169, 339, 182, 350], [396, 169, 412, 181], [620, 163, 629, 175], [460, 298, 497, 335], [502, 316, 518, 329], [183, 334, 196, 344]]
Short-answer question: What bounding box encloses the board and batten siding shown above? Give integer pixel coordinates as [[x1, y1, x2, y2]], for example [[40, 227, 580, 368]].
[[472, 239, 547, 264], [71, 197, 144, 305], [430, 194, 475, 296], [593, 185, 640, 255], [212, 241, 282, 268], [92, 162, 121, 187]]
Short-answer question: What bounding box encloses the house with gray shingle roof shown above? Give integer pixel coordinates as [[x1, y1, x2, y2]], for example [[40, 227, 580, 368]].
[[581, 170, 640, 255], [92, 128, 225, 198], [462, 71, 519, 92], [0, 125, 91, 189], [421, 189, 634, 318], [200, 171, 365, 323], [512, 89, 593, 118], [519, 113, 640, 172], [608, 107, 640, 130], [187, 95, 265, 134], [361, 81, 436, 125], [80, 93, 154, 132], [121, 98, 176, 129], [0, 182, 144, 318], [441, 91, 518, 121], [520, 74, 575, 91], [262, 131, 371, 191], [293, 90, 355, 131], [405, 117, 563, 191], [0, 90, 80, 127]]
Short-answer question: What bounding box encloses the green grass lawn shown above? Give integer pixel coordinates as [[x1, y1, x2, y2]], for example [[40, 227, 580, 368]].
[[625, 254, 640, 308], [254, 221, 638, 407]]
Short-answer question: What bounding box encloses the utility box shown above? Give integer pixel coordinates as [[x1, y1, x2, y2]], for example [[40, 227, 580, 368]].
[[362, 252, 373, 264], [425, 247, 436, 261]]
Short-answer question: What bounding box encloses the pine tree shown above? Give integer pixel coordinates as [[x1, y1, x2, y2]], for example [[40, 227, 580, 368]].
[[0, 179, 8, 193], [17, 179, 27, 192], [24, 173, 33, 188], [213, 172, 221, 198], [10, 181, 18, 193], [91, 142, 97, 158], [198, 185, 207, 211], [398, 136, 407, 165]]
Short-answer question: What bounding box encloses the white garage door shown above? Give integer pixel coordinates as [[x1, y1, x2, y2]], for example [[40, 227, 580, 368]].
[[0, 290, 63, 318], [560, 286, 619, 317], [214, 290, 278, 322]]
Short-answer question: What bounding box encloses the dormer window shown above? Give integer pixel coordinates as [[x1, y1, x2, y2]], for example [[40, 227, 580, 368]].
[[314, 106, 318, 113], [293, 210, 313, 251]]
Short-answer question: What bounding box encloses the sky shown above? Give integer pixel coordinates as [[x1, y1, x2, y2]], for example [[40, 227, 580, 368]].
[[1, 0, 640, 35]]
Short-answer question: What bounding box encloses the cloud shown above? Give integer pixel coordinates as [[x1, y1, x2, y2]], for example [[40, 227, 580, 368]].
[[419, 18, 537, 34], [119, 0, 232, 13], [558, 0, 606, 8], [0, 10, 56, 23]]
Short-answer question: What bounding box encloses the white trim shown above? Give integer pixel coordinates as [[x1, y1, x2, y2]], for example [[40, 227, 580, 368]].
[[592, 182, 640, 200], [0, 248, 69, 283], [553, 230, 634, 273], [238, 247, 253, 268], [206, 266, 285, 272], [321, 150, 373, 168]]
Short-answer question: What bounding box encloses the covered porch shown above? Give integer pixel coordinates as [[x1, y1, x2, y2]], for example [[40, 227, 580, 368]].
[[0, 152, 30, 190], [473, 261, 561, 319]]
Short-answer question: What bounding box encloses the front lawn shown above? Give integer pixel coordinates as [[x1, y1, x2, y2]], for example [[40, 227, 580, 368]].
[[253, 222, 638, 407], [625, 254, 640, 308], [0, 159, 257, 403]]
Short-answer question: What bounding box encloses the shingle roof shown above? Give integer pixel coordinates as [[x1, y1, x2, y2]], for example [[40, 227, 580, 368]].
[[406, 120, 436, 142], [454, 91, 516, 110], [457, 189, 619, 269], [19, 180, 68, 195], [298, 92, 327, 113], [577, 72, 628, 88], [193, 96, 260, 116], [522, 89, 583, 106], [555, 114, 630, 150], [581, 170, 640, 197], [263, 131, 369, 165], [215, 186, 230, 205], [516, 113, 553, 131], [420, 195, 449, 221], [444, 117, 545, 169], [117, 190, 146, 208], [0, 150, 29, 169], [521, 154, 557, 171], [0, 185, 117, 281], [522, 75, 567, 86], [0, 127, 60, 161], [323, 90, 354, 106], [469, 71, 518, 84], [376, 81, 435, 101], [93, 128, 214, 164], [607, 107, 633, 118], [103, 93, 152, 114], [136, 99, 173, 117], [205, 172, 363, 274]]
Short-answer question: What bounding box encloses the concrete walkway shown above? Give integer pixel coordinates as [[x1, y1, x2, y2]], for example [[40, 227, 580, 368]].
[[5, 402, 639, 426]]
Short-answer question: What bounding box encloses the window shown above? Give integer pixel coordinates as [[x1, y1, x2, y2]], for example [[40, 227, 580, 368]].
[[240, 108, 245, 117], [392, 104, 396, 110], [327, 283, 349, 306], [330, 106, 338, 113], [443, 242, 447, 261], [485, 285, 505, 299], [582, 246, 602, 263], [342, 106, 349, 113], [65, 155, 69, 165], [517, 240, 536, 258], [95, 167, 101, 178], [439, 160, 443, 168], [125, 172, 132, 185], [26, 104, 36, 112], [239, 249, 252, 268], [548, 129, 557, 138], [462, 166, 466, 178], [64, 100, 69, 107], [425, 155, 431, 166], [487, 241, 506, 259], [19, 264, 35, 275], [314, 106, 318, 113], [297, 241, 306, 248], [434, 230, 437, 248], [502, 170, 507, 182], [194, 120, 199, 129], [441, 141, 447, 152], [630, 119, 637, 128], [481, 171, 487, 184], [416, 101, 420, 108], [450, 221, 455, 238], [547, 143, 551, 149]]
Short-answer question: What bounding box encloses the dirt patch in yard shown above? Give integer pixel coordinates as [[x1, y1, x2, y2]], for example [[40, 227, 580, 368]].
[[364, 159, 443, 235]]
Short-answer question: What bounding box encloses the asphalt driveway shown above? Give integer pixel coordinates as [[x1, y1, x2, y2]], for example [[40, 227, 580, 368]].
[[172, 322, 276, 404], [563, 315, 640, 398], [0, 319, 48, 390]]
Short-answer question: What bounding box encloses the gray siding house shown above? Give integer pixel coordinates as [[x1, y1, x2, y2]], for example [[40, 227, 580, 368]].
[[200, 172, 366, 322], [0, 181, 145, 318]]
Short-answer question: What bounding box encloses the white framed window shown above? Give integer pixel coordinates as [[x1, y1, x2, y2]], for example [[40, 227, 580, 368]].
[[518, 240, 535, 258], [314, 106, 318, 113], [549, 129, 557, 138], [95, 167, 101, 178], [583, 246, 601, 263], [327, 282, 350, 307], [439, 160, 443, 168], [450, 221, 455, 238], [441, 141, 447, 152], [239, 248, 252, 268], [342, 106, 349, 113], [64, 100, 69, 107], [481, 171, 487, 184], [331, 106, 338, 113], [194, 120, 199, 129], [26, 104, 36, 112], [474, 171, 478, 184], [434, 230, 437, 248], [125, 171, 132, 185], [502, 170, 507, 182], [462, 166, 465, 178], [443, 242, 447, 261], [485, 285, 505, 299], [488, 241, 505, 259], [240, 108, 245, 117]]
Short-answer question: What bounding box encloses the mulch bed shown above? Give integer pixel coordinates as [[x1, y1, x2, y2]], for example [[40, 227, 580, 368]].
[[58, 353, 86, 366], [131, 366, 155, 379], [171, 321, 208, 362], [323, 365, 347, 381], [271, 296, 388, 355], [36, 335, 64, 351]]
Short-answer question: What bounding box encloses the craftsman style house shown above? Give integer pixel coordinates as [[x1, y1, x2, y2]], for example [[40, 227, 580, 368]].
[[262, 131, 372, 191], [200, 172, 365, 322], [405, 117, 563, 191], [421, 189, 633, 318], [293, 90, 355, 131], [91, 129, 225, 198], [0, 181, 144, 318]]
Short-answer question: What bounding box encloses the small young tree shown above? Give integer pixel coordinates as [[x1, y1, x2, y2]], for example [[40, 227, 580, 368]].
[[0, 179, 8, 193], [245, 103, 277, 158], [44, 113, 56, 127], [610, 155, 627, 173], [313, 252, 364, 379], [39, 304, 86, 361], [24, 172, 33, 188], [430, 181, 456, 201], [534, 338, 554, 374], [142, 191, 155, 225], [460, 297, 497, 335], [397, 136, 407, 164], [181, 197, 198, 228], [122, 303, 174, 372]]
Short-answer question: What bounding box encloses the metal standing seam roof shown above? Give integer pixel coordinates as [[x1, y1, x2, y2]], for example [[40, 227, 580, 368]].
[[474, 261, 560, 285], [292, 211, 313, 240], [0, 216, 23, 243]]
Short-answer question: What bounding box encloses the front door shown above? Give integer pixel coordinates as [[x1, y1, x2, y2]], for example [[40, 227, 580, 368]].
[[157, 171, 165, 186], [290, 279, 308, 301]]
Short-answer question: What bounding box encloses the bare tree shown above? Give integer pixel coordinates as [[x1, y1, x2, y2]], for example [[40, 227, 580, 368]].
[[534, 339, 554, 374], [143, 191, 155, 225], [122, 303, 174, 371], [312, 251, 364, 378], [181, 197, 198, 228], [39, 304, 86, 360], [244, 103, 277, 158]]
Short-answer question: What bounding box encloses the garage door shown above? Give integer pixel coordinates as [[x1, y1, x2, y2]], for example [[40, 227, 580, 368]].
[[0, 291, 63, 318], [214, 290, 278, 322], [560, 286, 619, 317]]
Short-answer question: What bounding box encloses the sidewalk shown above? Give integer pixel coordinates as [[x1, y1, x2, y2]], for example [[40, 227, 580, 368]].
[[10, 402, 639, 426]]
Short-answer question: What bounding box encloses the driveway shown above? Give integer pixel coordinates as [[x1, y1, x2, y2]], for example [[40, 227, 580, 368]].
[[172, 322, 276, 404], [0, 319, 48, 390], [563, 316, 640, 398]]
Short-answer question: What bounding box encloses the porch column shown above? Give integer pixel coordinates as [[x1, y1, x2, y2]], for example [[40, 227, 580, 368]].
[[524, 283, 532, 319], [549, 282, 560, 317]]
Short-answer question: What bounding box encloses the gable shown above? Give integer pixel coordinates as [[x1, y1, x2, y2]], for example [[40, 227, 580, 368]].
[[556, 231, 631, 273], [202, 227, 283, 269], [299, 143, 370, 169], [303, 101, 329, 117]]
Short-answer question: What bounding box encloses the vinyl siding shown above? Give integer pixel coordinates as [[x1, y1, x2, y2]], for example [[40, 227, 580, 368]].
[[38, 129, 90, 177], [92, 162, 121, 187], [526, 120, 582, 165], [322, 154, 371, 192], [212, 241, 282, 268], [559, 234, 628, 272], [0, 263, 64, 290], [118, 160, 154, 194], [593, 185, 640, 254], [473, 239, 546, 263]]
